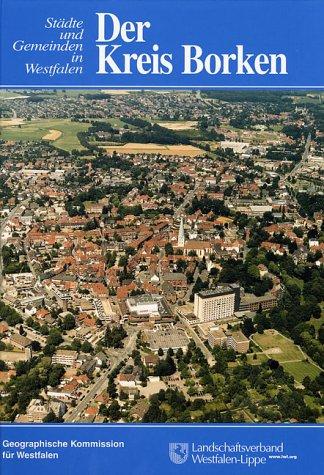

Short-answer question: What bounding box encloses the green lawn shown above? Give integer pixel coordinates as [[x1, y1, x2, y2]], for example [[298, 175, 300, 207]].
[[251, 330, 322, 384], [282, 361, 321, 382], [0, 90, 28, 99], [252, 330, 305, 362], [310, 314, 324, 333], [246, 353, 268, 365], [0, 119, 90, 151], [104, 117, 137, 129]]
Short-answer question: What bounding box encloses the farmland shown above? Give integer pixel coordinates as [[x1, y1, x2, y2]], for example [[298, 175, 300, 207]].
[[0, 118, 25, 127], [0, 119, 90, 151], [42, 129, 62, 141], [156, 121, 198, 130], [101, 143, 203, 156]]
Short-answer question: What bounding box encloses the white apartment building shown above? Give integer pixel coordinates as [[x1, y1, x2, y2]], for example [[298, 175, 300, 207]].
[[194, 285, 240, 322]]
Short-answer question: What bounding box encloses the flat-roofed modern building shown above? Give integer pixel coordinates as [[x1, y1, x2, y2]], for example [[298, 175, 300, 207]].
[[194, 284, 240, 322], [125, 294, 174, 323], [52, 349, 78, 366], [143, 326, 189, 354], [126, 294, 159, 316], [226, 330, 250, 353]]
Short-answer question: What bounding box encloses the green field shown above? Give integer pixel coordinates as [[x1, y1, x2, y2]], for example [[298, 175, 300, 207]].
[[282, 361, 321, 382], [292, 93, 324, 104], [310, 314, 324, 332], [246, 353, 268, 365], [252, 330, 322, 383], [0, 90, 28, 99], [0, 119, 90, 151], [105, 118, 135, 128], [0, 90, 101, 99], [252, 330, 305, 362]]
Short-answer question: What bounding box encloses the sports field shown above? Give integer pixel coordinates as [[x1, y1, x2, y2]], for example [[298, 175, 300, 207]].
[[252, 329, 321, 382], [252, 330, 305, 362], [281, 361, 321, 382], [0, 119, 90, 151]]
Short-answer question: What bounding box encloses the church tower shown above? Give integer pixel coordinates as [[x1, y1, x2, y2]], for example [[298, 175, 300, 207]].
[[177, 217, 185, 247]]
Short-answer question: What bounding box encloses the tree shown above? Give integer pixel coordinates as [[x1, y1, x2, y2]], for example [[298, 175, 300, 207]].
[[31, 341, 41, 352], [164, 243, 174, 256], [81, 341, 93, 353], [176, 348, 184, 361], [103, 325, 127, 349], [40, 324, 49, 336], [61, 313, 76, 331], [108, 380, 117, 399], [241, 317, 255, 337], [5, 312, 23, 327], [47, 328, 63, 347], [99, 404, 109, 416], [0, 360, 8, 371], [48, 365, 65, 387], [118, 255, 128, 267], [107, 400, 121, 421], [142, 400, 167, 423], [43, 344, 56, 356], [318, 326, 324, 345], [43, 411, 62, 423], [268, 359, 280, 370], [154, 355, 176, 377], [71, 338, 82, 352]]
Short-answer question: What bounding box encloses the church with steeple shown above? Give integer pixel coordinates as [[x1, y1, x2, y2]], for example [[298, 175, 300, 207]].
[[177, 216, 185, 247]]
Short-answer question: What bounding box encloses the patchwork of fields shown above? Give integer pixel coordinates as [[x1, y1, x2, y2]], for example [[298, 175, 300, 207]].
[[0, 119, 90, 151]]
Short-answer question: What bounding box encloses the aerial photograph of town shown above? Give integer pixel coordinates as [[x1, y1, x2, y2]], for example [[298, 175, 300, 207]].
[[0, 88, 323, 424]]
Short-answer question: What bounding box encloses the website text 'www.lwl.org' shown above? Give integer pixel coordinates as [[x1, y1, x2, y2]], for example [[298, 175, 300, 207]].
[[168, 441, 298, 467]]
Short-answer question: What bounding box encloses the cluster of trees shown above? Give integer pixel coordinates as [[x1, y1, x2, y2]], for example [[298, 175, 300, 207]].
[[120, 123, 191, 145], [120, 117, 218, 146], [154, 351, 176, 377], [219, 257, 273, 296], [68, 338, 93, 354], [99, 400, 121, 421], [43, 328, 64, 356], [0, 175, 12, 202], [59, 313, 76, 331], [229, 111, 252, 129], [266, 143, 302, 162], [86, 121, 119, 141], [0, 300, 23, 327], [3, 357, 65, 420], [297, 192, 324, 218], [1, 245, 30, 274], [103, 325, 127, 349], [188, 195, 230, 216], [203, 90, 294, 105], [282, 124, 312, 141], [120, 117, 150, 129]]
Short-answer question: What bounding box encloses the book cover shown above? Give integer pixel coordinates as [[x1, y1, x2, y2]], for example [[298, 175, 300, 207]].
[[0, 1, 323, 474]]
